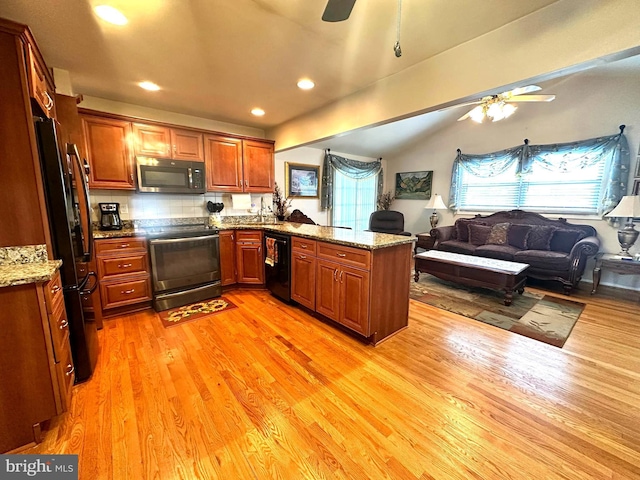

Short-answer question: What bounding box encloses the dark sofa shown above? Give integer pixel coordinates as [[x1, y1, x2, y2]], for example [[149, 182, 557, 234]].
[[430, 210, 600, 294]]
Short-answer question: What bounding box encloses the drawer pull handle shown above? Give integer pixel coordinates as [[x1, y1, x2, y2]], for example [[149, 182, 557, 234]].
[[337, 253, 346, 257], [59, 319, 69, 329], [333, 269, 338, 281], [301, 244, 308, 249], [339, 271, 344, 283], [299, 255, 307, 259], [121, 289, 136, 295], [118, 263, 133, 268], [44, 91, 54, 110], [119, 243, 130, 248], [51, 285, 61, 294], [65, 364, 75, 376]]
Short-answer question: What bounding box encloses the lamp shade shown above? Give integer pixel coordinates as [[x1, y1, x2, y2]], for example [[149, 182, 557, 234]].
[[425, 194, 447, 210], [605, 195, 640, 218]]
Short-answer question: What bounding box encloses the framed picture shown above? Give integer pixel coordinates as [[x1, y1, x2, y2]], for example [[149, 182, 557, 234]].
[[633, 179, 640, 195], [395, 171, 433, 200], [286, 162, 320, 198]]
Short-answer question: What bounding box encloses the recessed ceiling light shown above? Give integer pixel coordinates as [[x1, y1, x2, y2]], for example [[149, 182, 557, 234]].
[[94, 5, 128, 25], [251, 108, 265, 117], [297, 79, 315, 90], [138, 81, 160, 91]]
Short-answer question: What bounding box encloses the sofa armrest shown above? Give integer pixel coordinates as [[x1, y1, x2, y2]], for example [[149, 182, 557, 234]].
[[569, 236, 600, 259], [430, 225, 455, 246]]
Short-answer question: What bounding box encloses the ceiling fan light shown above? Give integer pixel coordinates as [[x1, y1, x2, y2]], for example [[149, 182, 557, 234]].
[[503, 103, 517, 118], [486, 102, 504, 121], [469, 106, 485, 123]]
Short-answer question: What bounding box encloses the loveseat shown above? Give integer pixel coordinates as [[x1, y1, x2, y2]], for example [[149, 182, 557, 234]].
[[430, 210, 600, 294]]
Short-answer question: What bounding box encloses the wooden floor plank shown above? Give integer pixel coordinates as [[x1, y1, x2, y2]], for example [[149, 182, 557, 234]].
[[21, 285, 640, 479]]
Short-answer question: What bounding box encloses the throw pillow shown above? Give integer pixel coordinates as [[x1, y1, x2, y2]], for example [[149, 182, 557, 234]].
[[527, 225, 557, 250], [550, 229, 587, 253], [468, 224, 493, 246], [507, 224, 532, 250], [455, 219, 485, 242], [486, 222, 510, 245]]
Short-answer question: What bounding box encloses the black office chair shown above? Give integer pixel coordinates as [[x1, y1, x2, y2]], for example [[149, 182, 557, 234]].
[[367, 210, 411, 236]]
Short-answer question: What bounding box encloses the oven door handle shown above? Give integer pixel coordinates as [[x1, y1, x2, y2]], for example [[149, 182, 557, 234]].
[[149, 234, 219, 245]]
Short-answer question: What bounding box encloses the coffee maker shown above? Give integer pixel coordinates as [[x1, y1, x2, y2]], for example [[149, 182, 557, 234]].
[[99, 203, 123, 230]]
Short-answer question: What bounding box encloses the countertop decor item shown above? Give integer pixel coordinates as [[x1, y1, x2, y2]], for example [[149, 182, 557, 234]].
[[271, 182, 292, 220], [605, 195, 640, 257], [376, 191, 394, 210]]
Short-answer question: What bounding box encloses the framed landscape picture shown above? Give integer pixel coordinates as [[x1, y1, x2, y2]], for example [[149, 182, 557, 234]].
[[286, 162, 320, 198], [395, 171, 433, 200]]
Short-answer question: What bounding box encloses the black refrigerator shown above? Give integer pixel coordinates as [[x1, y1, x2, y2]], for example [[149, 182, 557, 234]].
[[35, 117, 98, 383]]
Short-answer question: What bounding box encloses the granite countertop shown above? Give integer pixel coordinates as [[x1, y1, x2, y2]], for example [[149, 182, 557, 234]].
[[93, 223, 415, 250], [0, 245, 62, 287]]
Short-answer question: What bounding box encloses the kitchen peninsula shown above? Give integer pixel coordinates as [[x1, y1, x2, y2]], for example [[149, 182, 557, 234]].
[[94, 218, 415, 345]]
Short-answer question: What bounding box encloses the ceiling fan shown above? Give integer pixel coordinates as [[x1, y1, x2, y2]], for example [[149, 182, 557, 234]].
[[322, 0, 357, 22], [457, 85, 556, 123]]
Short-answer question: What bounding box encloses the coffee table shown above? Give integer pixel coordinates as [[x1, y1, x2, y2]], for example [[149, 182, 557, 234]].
[[414, 251, 530, 306]]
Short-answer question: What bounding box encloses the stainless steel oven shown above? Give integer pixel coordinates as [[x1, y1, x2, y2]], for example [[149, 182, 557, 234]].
[[147, 226, 221, 311]]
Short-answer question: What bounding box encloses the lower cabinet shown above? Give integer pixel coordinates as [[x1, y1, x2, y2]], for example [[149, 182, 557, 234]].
[[219, 230, 237, 286], [291, 236, 412, 344], [95, 237, 152, 315], [0, 270, 74, 453], [236, 230, 264, 284]]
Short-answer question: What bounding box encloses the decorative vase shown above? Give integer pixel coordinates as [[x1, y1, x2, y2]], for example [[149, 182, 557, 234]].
[[277, 215, 285, 221]]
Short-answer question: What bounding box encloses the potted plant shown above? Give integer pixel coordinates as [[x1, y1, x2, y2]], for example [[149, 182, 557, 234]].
[[271, 182, 292, 220], [377, 191, 395, 210]]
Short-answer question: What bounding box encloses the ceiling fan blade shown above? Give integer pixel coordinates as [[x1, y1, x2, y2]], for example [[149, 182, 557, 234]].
[[506, 85, 541, 96], [322, 0, 357, 22], [458, 105, 483, 122], [508, 94, 556, 102]]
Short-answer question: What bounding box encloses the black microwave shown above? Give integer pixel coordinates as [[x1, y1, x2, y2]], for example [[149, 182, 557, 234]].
[[136, 157, 206, 194]]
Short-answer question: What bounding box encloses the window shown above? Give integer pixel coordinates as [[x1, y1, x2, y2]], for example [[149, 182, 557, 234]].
[[458, 156, 605, 214], [332, 170, 378, 231], [452, 132, 628, 216]]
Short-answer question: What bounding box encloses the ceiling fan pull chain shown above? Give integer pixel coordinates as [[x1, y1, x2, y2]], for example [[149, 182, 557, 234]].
[[394, 0, 402, 57]]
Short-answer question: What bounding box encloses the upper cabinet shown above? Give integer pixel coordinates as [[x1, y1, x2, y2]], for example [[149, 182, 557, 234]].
[[205, 135, 274, 193], [133, 123, 204, 161], [26, 43, 55, 119], [82, 115, 135, 190]]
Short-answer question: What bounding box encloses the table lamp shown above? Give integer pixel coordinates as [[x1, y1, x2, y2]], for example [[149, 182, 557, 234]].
[[424, 194, 448, 228], [605, 195, 640, 257]]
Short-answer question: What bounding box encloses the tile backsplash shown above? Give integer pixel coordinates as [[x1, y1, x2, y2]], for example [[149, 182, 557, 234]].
[[90, 190, 273, 222]]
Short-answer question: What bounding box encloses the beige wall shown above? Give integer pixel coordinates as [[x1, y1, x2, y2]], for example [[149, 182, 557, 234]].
[[268, 0, 640, 152]]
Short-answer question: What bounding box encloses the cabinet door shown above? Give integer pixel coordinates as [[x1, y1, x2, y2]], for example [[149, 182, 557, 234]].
[[315, 259, 340, 321], [133, 123, 171, 157], [205, 134, 243, 192], [82, 116, 135, 189], [338, 265, 370, 335], [243, 140, 274, 193], [219, 230, 237, 286], [171, 128, 204, 161], [27, 43, 54, 118], [291, 252, 316, 310], [236, 243, 264, 284]]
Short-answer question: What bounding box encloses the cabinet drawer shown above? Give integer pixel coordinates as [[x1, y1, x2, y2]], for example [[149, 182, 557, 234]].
[[236, 230, 262, 243], [292, 237, 317, 255], [95, 237, 147, 255], [100, 276, 151, 310], [49, 299, 70, 362], [97, 253, 148, 279], [55, 342, 74, 413], [44, 271, 64, 314], [317, 242, 371, 270]]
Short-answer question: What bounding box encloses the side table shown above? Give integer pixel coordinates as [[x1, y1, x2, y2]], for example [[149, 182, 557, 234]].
[[591, 253, 640, 294], [414, 232, 436, 256]]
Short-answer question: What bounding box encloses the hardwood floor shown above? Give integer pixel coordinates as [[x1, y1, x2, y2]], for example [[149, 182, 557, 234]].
[[24, 284, 640, 479]]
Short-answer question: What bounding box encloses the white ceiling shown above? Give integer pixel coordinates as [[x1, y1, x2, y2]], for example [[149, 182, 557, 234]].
[[0, 0, 560, 130]]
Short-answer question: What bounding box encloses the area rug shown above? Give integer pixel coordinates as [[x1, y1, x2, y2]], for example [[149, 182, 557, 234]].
[[410, 275, 585, 347], [158, 297, 238, 328]]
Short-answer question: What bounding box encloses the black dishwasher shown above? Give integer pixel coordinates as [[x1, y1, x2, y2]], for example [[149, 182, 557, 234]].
[[264, 232, 291, 302]]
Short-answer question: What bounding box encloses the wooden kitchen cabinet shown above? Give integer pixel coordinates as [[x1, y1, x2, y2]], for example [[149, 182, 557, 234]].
[[205, 135, 274, 193], [219, 230, 237, 286], [26, 42, 55, 119], [0, 271, 74, 453], [291, 237, 317, 310], [133, 123, 204, 161], [235, 230, 264, 284], [95, 238, 152, 314], [82, 115, 135, 190]]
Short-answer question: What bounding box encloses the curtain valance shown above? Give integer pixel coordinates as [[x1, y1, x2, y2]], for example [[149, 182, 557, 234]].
[[320, 152, 383, 210], [449, 127, 630, 216]]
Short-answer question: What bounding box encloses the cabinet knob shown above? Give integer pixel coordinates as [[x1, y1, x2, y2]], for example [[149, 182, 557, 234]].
[[59, 319, 69, 329], [130, 173, 134, 181], [120, 288, 135, 295], [65, 364, 75, 376], [119, 243, 130, 248], [336, 253, 346, 258], [118, 263, 132, 268], [51, 285, 61, 294]]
